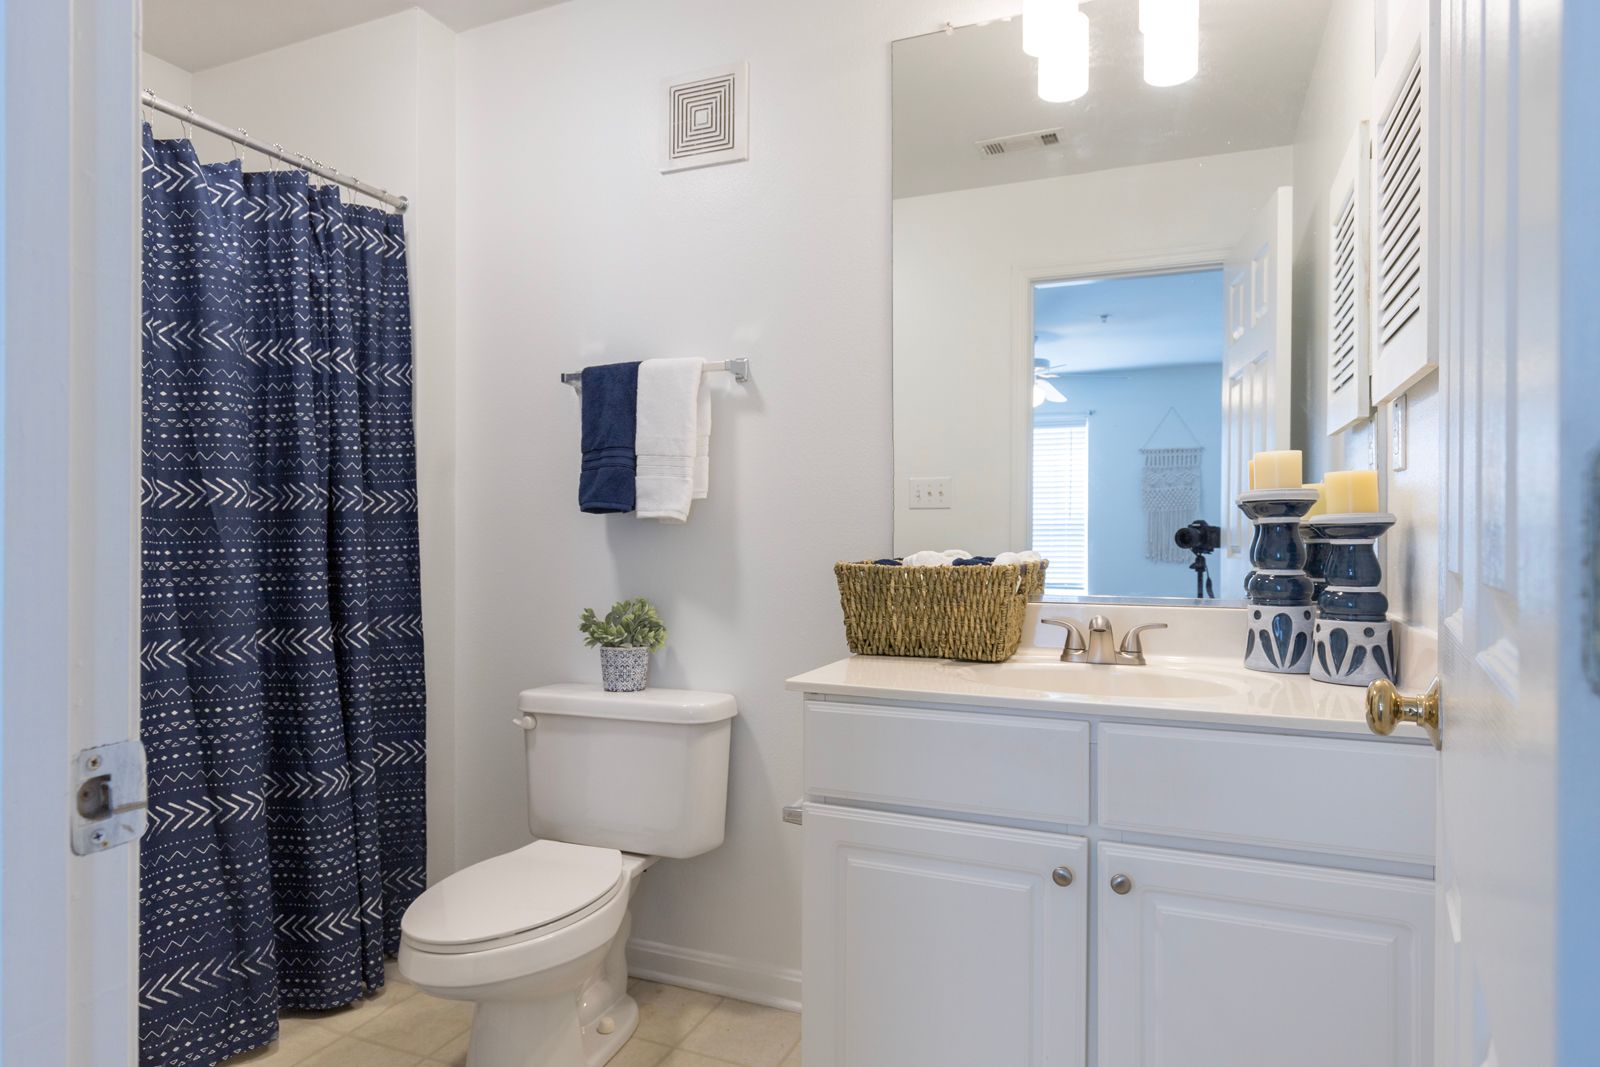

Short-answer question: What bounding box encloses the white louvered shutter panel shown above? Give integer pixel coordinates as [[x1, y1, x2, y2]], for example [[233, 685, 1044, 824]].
[[1369, 0, 1437, 402], [1327, 124, 1371, 435], [1031, 419, 1088, 595]]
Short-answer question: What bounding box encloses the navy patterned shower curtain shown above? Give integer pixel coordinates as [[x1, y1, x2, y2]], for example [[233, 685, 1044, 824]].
[[139, 126, 426, 1067]]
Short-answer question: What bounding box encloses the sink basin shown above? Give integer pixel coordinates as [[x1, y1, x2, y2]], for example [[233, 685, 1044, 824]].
[[947, 660, 1243, 701]]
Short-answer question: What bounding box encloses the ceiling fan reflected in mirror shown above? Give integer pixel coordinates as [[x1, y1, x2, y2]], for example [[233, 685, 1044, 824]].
[[1032, 356, 1068, 407]]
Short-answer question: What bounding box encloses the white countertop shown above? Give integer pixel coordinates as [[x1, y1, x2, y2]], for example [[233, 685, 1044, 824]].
[[786, 647, 1434, 742]]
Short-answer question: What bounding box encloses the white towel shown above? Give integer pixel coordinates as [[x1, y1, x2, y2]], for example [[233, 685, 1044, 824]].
[[692, 374, 712, 500], [635, 358, 703, 522], [902, 548, 973, 567]]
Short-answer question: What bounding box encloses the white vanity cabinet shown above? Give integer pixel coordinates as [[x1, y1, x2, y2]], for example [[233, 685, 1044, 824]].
[[796, 692, 1436, 1067], [1095, 842, 1432, 1067], [804, 806, 1088, 1067]]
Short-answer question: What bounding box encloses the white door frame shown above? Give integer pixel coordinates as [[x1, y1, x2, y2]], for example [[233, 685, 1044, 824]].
[[1554, 1, 1600, 1061], [1007, 249, 1229, 558], [2, 1, 141, 1064]]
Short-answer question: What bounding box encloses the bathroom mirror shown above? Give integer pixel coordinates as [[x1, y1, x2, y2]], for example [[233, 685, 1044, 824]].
[[892, 0, 1362, 603]]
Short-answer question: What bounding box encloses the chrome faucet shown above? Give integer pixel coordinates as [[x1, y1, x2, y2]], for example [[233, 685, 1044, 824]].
[[1041, 616, 1168, 666]]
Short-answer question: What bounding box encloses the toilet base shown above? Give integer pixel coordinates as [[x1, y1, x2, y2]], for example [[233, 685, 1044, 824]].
[[581, 993, 639, 1066], [466, 991, 637, 1067]]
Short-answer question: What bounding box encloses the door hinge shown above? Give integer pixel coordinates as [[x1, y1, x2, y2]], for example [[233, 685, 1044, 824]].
[[71, 740, 148, 855]]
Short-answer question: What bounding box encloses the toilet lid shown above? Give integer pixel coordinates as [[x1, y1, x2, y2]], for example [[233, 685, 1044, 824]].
[[401, 840, 623, 949]]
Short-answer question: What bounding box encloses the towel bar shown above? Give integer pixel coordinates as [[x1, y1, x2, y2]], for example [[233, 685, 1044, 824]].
[[560, 357, 750, 388]]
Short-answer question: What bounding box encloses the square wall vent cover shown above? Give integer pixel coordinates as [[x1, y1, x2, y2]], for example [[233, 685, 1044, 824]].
[[662, 62, 749, 173]]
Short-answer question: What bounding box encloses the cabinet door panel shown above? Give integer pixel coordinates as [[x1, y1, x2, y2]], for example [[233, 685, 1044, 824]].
[[804, 804, 1087, 1067], [1097, 842, 1432, 1067]]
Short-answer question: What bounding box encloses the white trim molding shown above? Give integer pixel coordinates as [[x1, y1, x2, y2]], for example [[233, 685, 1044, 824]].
[[627, 938, 802, 1014]]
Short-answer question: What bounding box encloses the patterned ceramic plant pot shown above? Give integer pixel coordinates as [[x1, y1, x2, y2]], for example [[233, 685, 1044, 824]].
[[600, 646, 650, 692]]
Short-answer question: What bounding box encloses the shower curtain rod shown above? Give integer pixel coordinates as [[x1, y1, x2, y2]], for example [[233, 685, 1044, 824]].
[[140, 91, 409, 212]]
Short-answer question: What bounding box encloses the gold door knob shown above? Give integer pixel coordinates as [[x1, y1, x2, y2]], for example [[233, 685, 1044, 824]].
[[1365, 676, 1442, 749]]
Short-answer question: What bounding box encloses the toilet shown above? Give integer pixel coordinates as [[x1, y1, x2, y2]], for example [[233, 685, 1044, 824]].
[[398, 683, 737, 1067]]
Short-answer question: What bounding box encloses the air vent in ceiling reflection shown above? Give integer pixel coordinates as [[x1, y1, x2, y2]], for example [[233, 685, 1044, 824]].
[[975, 128, 1064, 159]]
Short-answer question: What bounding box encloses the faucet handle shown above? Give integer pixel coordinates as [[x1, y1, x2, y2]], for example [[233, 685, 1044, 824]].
[[1118, 623, 1168, 664], [1041, 617, 1087, 654]]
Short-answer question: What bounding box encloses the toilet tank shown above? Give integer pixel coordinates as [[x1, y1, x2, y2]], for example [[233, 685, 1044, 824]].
[[517, 683, 737, 859]]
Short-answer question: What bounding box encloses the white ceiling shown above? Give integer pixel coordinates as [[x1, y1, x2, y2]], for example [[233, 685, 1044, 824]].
[[1034, 268, 1222, 375], [142, 0, 571, 72], [893, 0, 1336, 199]]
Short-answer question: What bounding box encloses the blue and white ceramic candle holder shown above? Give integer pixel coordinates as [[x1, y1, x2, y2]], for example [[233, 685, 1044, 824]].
[[1301, 521, 1330, 601], [1236, 489, 1320, 674], [1305, 513, 1399, 687]]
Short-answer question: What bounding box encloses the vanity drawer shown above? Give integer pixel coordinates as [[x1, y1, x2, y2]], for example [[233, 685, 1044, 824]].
[[804, 699, 1090, 825], [1097, 724, 1436, 864]]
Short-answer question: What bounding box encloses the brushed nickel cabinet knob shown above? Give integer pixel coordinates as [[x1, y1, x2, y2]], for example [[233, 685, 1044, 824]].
[[1051, 866, 1074, 887], [1110, 873, 1133, 895]]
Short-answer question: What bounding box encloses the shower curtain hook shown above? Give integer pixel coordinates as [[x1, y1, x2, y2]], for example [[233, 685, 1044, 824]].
[[231, 128, 245, 165], [181, 105, 195, 143]]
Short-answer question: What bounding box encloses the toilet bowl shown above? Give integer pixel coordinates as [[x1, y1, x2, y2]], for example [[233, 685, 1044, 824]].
[[400, 684, 737, 1067], [400, 841, 654, 1067]]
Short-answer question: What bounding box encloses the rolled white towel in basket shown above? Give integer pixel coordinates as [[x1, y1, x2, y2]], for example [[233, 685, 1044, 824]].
[[902, 548, 974, 567]]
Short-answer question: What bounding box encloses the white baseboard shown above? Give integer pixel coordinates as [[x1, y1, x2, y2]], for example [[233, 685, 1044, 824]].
[[626, 937, 802, 1013]]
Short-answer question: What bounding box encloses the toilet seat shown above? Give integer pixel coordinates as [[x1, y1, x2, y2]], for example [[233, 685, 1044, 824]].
[[402, 840, 624, 954]]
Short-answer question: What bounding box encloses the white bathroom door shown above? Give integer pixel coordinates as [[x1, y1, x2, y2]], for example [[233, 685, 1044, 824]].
[[1218, 187, 1293, 594], [1, 1, 142, 1064], [1429, 1, 1599, 1065]]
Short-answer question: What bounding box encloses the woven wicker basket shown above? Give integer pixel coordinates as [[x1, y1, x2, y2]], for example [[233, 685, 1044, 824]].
[[834, 559, 1049, 662]]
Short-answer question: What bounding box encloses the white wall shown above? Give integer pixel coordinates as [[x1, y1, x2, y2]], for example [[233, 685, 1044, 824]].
[[892, 147, 1295, 556], [139, 52, 192, 139], [1288, 0, 1439, 633], [452, 0, 1021, 1006], [141, 11, 464, 884]]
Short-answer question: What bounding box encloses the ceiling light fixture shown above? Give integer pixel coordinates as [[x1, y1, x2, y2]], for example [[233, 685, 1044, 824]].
[[1139, 0, 1199, 87], [1036, 6, 1090, 103], [1021, 0, 1069, 58]]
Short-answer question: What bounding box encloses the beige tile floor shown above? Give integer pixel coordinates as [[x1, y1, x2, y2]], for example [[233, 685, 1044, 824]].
[[225, 976, 800, 1067]]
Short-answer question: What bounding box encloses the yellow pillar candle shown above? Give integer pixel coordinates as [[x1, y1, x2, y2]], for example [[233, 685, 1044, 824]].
[[1303, 482, 1327, 518], [1248, 459, 1257, 490], [1252, 450, 1303, 490], [1323, 469, 1380, 513]]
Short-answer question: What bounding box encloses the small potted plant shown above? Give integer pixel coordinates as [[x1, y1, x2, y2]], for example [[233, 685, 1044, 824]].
[[579, 597, 668, 692]]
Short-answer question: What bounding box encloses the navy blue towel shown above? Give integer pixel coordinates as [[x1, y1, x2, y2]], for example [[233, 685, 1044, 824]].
[[579, 361, 641, 513]]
